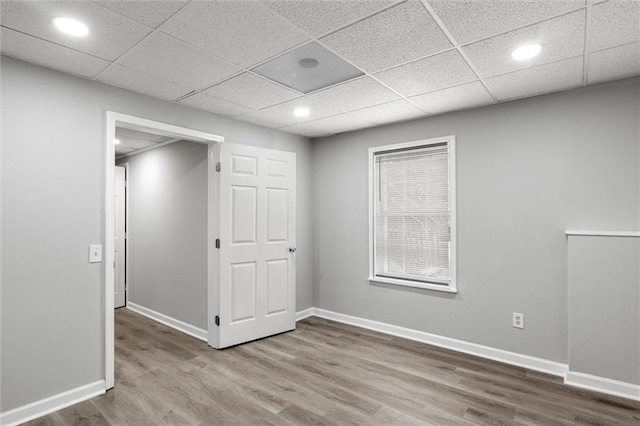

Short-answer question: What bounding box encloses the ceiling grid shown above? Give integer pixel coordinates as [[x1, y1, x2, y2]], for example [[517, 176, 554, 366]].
[[0, 0, 637, 137]]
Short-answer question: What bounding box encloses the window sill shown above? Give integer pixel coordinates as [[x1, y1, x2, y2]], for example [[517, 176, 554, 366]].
[[368, 276, 458, 294]]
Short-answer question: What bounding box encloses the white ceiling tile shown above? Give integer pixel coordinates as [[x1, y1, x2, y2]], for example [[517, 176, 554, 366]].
[[408, 81, 495, 115], [264, 0, 398, 37], [160, 1, 309, 67], [463, 10, 585, 78], [0, 1, 151, 61], [95, 64, 192, 100], [374, 50, 477, 97], [345, 99, 427, 125], [118, 33, 241, 89], [0, 27, 110, 78], [307, 77, 400, 112], [91, 0, 188, 28], [484, 57, 584, 101], [588, 42, 640, 83], [204, 73, 301, 110], [320, 0, 451, 72], [590, 0, 640, 52], [280, 123, 334, 138], [115, 146, 136, 154], [178, 93, 253, 118], [428, 0, 585, 45], [237, 98, 341, 128], [306, 112, 377, 134]]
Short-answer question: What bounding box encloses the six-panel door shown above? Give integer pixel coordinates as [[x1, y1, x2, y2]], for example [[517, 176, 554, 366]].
[[218, 143, 296, 348]]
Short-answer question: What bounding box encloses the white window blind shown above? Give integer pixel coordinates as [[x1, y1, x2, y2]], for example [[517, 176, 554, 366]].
[[373, 142, 452, 286]]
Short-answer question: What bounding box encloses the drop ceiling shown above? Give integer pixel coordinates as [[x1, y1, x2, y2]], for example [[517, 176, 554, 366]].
[[114, 126, 176, 156], [1, 0, 638, 138]]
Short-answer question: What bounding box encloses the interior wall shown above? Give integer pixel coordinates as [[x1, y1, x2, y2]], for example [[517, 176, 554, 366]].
[[568, 235, 639, 385], [0, 56, 313, 412], [117, 141, 208, 329], [311, 77, 640, 364]]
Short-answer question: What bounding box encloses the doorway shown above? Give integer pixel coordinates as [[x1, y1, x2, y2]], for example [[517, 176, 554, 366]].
[[105, 112, 223, 390], [104, 112, 298, 391]]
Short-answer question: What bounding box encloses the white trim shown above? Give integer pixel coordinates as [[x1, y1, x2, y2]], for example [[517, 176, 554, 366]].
[[0, 380, 105, 426], [295, 308, 315, 321], [105, 111, 224, 390], [207, 142, 221, 349], [566, 371, 640, 401], [311, 308, 568, 377], [368, 276, 458, 293], [565, 230, 640, 237], [109, 112, 223, 143], [123, 162, 130, 307], [368, 135, 457, 293], [127, 303, 208, 341], [105, 113, 116, 390]]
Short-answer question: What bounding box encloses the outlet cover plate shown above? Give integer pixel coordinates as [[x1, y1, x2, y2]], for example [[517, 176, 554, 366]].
[[513, 312, 524, 329]]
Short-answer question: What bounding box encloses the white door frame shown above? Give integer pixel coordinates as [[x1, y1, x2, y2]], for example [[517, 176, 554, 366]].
[[104, 112, 224, 390]]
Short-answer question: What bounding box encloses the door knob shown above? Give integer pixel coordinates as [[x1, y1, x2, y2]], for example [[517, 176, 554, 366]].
[[289, 247, 297, 253]]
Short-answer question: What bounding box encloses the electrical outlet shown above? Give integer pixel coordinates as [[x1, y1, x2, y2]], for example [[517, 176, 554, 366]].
[[513, 312, 524, 329]]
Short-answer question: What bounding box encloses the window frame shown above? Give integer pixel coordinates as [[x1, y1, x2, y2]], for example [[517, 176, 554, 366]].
[[368, 136, 457, 293]]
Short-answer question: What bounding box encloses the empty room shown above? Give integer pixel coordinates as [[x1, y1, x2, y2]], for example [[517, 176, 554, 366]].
[[1, 0, 639, 425]]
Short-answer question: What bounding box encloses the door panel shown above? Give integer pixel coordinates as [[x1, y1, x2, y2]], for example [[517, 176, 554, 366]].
[[219, 143, 296, 348], [266, 188, 288, 242], [266, 259, 288, 315], [231, 186, 257, 244], [114, 166, 126, 309], [230, 262, 257, 323]]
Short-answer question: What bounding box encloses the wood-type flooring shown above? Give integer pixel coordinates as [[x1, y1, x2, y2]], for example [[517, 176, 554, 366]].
[[26, 308, 640, 425]]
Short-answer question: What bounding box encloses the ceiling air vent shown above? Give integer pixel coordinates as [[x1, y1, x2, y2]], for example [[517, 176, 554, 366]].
[[252, 42, 364, 94]]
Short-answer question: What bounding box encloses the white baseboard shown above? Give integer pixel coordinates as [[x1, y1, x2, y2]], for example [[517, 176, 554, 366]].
[[127, 302, 207, 342], [309, 308, 569, 377], [566, 371, 640, 401], [307, 307, 640, 401], [295, 307, 315, 321], [0, 380, 105, 426]]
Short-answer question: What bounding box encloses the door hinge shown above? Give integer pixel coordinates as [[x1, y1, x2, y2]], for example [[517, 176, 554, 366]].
[[215, 161, 221, 172], [215, 239, 220, 249], [215, 315, 220, 326]]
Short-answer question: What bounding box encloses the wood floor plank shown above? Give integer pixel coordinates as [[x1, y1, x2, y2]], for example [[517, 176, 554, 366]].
[[23, 309, 640, 425]]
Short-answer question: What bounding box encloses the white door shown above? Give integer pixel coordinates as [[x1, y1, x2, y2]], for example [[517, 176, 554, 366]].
[[218, 143, 296, 348], [114, 166, 126, 309]]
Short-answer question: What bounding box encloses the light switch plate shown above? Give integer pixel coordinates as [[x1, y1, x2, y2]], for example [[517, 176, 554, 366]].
[[89, 245, 103, 263]]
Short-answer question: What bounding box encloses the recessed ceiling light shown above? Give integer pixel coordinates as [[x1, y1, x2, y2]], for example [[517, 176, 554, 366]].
[[53, 17, 89, 37], [114, 139, 121, 145], [511, 43, 542, 61], [293, 107, 310, 117]]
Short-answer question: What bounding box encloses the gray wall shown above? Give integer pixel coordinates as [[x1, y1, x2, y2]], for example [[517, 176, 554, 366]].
[[312, 78, 640, 364], [118, 141, 208, 329], [568, 235, 639, 385], [0, 56, 313, 412]]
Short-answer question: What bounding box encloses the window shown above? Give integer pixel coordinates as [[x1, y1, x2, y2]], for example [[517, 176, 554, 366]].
[[368, 136, 456, 293]]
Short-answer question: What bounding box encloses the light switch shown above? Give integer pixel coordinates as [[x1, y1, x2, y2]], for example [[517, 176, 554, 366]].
[[89, 244, 103, 263]]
